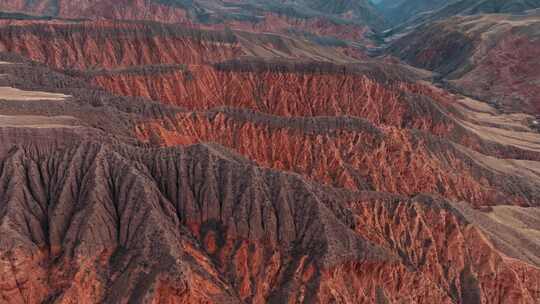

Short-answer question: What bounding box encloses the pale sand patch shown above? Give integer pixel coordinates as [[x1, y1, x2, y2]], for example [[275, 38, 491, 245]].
[[0, 61, 14, 65], [446, 94, 540, 188], [0, 87, 70, 101], [0, 115, 80, 128], [451, 96, 540, 152], [461, 121, 540, 151], [454, 143, 540, 181], [456, 96, 534, 129], [452, 201, 540, 267]]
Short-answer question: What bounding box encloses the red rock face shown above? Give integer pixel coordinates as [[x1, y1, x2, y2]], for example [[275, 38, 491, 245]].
[[349, 195, 540, 303], [0, 0, 379, 46], [0, 20, 364, 70], [87, 61, 540, 162], [57, 0, 190, 22], [1, 131, 538, 303], [0, 0, 190, 22], [91, 65, 408, 123], [135, 110, 523, 207], [0, 14, 540, 304], [219, 13, 373, 45], [0, 22, 243, 69]]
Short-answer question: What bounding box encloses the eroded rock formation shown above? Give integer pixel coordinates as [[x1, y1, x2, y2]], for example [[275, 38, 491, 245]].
[[388, 11, 540, 115], [0, 9, 539, 303]]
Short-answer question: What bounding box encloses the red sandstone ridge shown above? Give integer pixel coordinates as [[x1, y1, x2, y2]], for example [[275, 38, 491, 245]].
[[0, 20, 363, 70], [0, 0, 383, 46], [0, 21, 244, 69], [81, 58, 540, 162], [0, 9, 539, 304], [0, 136, 538, 303], [349, 194, 540, 303], [210, 13, 374, 45], [88, 63, 410, 123], [0, 0, 190, 22], [135, 108, 540, 207]]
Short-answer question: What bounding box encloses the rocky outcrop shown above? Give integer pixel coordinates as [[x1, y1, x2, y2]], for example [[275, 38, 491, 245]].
[[0, 11, 540, 302], [1, 134, 539, 303], [220, 14, 373, 44], [0, 21, 243, 69], [0, 0, 190, 22], [89, 63, 410, 123], [350, 194, 540, 303], [0, 0, 383, 43], [0, 137, 385, 303], [135, 108, 540, 207], [0, 20, 365, 71], [81, 57, 540, 163]]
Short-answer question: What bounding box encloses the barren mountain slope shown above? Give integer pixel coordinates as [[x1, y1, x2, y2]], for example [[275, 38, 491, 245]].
[[0, 0, 384, 44], [0, 10, 539, 304], [388, 11, 540, 115], [0, 55, 539, 304], [0, 20, 364, 70], [392, 0, 540, 29]]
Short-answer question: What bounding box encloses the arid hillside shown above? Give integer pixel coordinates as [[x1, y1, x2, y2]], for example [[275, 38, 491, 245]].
[[388, 11, 540, 116], [0, 0, 385, 45], [0, 8, 539, 304], [0, 20, 366, 69], [389, 0, 540, 29], [375, 0, 448, 25]]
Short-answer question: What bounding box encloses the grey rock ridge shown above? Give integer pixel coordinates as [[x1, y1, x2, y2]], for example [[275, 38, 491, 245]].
[[0, 133, 382, 302]]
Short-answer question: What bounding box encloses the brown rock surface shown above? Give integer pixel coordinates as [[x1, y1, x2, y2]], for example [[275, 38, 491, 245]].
[[0, 13, 539, 303], [388, 11, 540, 116], [0, 0, 383, 46]]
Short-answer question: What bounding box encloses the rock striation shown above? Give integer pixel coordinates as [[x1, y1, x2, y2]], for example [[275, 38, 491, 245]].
[[0, 12, 539, 303]]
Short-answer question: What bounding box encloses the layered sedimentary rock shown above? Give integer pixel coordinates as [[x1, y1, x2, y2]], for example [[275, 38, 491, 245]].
[[0, 0, 383, 46], [0, 137, 385, 303], [0, 0, 190, 22], [0, 0, 384, 24], [0, 21, 243, 69], [135, 107, 540, 207], [0, 11, 539, 304], [0, 20, 364, 71], [1, 135, 539, 303], [78, 57, 540, 163]]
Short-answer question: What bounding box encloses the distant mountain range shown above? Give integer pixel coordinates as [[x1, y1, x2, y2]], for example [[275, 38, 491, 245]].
[[378, 0, 540, 28], [0, 0, 386, 27], [375, 0, 448, 24], [388, 9, 540, 114]]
